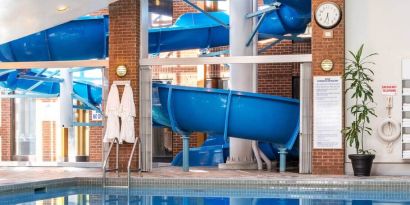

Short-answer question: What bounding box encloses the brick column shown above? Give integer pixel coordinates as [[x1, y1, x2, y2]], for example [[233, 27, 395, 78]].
[[42, 121, 56, 161], [108, 0, 140, 171], [0, 99, 13, 161], [312, 0, 345, 175], [89, 111, 103, 162]]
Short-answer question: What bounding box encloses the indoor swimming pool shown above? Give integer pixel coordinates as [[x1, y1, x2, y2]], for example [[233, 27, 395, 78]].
[[1, 186, 410, 205]]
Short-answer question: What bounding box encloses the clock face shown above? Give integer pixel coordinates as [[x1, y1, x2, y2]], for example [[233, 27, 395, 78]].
[[315, 2, 342, 29]]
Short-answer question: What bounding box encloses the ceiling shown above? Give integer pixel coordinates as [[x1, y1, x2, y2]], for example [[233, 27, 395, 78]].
[[0, 0, 117, 45]]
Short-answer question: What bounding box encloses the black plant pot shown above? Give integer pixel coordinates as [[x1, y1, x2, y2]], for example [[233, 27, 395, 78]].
[[348, 154, 375, 176]]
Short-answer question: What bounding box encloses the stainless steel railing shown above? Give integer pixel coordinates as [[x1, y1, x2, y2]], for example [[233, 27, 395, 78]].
[[127, 137, 142, 187], [102, 137, 120, 187]]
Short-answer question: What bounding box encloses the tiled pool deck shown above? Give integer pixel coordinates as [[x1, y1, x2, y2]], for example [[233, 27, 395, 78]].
[[1, 166, 410, 194]]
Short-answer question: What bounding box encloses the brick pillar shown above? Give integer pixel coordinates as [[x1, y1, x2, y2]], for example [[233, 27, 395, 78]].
[[0, 99, 13, 161], [312, 0, 345, 175], [42, 121, 56, 161], [89, 111, 103, 162], [108, 0, 140, 171]]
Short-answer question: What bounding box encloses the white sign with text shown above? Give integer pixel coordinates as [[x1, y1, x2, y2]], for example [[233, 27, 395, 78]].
[[381, 84, 397, 96], [91, 110, 103, 121], [313, 76, 343, 149]]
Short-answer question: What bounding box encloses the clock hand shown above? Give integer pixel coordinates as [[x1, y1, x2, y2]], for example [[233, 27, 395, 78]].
[[325, 13, 329, 23]]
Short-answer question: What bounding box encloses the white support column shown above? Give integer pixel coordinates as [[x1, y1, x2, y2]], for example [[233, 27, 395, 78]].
[[299, 63, 313, 174], [140, 0, 152, 172], [220, 0, 257, 170], [59, 68, 73, 162], [60, 69, 73, 128]]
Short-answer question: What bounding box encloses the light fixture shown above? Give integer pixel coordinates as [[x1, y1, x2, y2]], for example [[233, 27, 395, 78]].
[[56, 5, 69, 12], [320, 59, 334, 72], [116, 65, 127, 77]]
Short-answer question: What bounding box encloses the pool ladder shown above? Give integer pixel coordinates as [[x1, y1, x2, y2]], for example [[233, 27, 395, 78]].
[[102, 137, 141, 188]]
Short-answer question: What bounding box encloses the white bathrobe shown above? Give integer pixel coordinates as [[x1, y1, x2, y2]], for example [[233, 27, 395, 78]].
[[103, 84, 120, 143], [119, 84, 136, 143]]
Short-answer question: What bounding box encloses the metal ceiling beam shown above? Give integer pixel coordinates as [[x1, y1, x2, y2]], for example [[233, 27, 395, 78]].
[[72, 93, 102, 114], [140, 54, 312, 66], [245, 2, 281, 18], [0, 70, 16, 77], [22, 70, 60, 94], [18, 75, 63, 83]]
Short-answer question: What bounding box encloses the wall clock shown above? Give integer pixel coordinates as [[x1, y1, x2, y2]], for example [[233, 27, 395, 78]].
[[315, 2, 342, 29]]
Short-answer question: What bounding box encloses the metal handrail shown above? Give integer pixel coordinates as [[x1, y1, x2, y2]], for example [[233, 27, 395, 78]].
[[127, 137, 142, 187], [103, 137, 120, 187]]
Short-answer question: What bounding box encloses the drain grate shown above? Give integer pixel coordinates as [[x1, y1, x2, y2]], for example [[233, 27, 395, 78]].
[[34, 187, 47, 194]]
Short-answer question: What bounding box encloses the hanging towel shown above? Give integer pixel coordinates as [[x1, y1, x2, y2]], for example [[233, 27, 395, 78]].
[[103, 84, 121, 143], [119, 84, 136, 143]]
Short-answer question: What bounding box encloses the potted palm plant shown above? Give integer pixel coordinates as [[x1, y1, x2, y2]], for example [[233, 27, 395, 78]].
[[343, 44, 377, 176]]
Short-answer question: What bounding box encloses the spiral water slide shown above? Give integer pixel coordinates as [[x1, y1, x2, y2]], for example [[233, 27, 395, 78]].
[[0, 0, 311, 166]]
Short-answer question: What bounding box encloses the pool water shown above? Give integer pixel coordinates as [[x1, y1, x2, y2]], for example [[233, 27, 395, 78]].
[[1, 186, 410, 205]]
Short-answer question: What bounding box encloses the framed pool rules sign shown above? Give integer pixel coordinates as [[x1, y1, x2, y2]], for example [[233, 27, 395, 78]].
[[313, 76, 343, 149]]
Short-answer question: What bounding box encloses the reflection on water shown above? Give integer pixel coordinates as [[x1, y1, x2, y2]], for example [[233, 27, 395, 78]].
[[1, 187, 410, 205]]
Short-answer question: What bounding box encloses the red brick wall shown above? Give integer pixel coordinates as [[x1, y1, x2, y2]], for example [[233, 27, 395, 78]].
[[258, 40, 311, 97], [108, 0, 140, 171], [172, 0, 197, 23], [311, 0, 345, 175], [0, 99, 13, 161], [42, 121, 56, 161], [89, 111, 103, 162]]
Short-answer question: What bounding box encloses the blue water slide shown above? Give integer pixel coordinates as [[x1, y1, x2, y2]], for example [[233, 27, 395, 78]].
[[0, 69, 102, 105], [153, 83, 300, 150], [171, 135, 229, 166], [0, 16, 109, 62], [149, 1, 311, 53], [0, 0, 311, 60], [0, 1, 307, 162]]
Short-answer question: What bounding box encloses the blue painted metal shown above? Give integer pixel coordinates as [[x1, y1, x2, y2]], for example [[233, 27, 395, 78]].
[[0, 70, 60, 94], [0, 70, 102, 106], [18, 75, 63, 83], [72, 93, 102, 114], [22, 70, 60, 94], [72, 122, 103, 127], [246, 12, 268, 47], [0, 70, 18, 77], [153, 83, 300, 150], [278, 147, 287, 172], [246, 2, 281, 18]]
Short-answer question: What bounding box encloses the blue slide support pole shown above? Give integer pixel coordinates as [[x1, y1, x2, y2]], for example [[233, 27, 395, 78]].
[[182, 134, 190, 172], [279, 148, 287, 172]]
